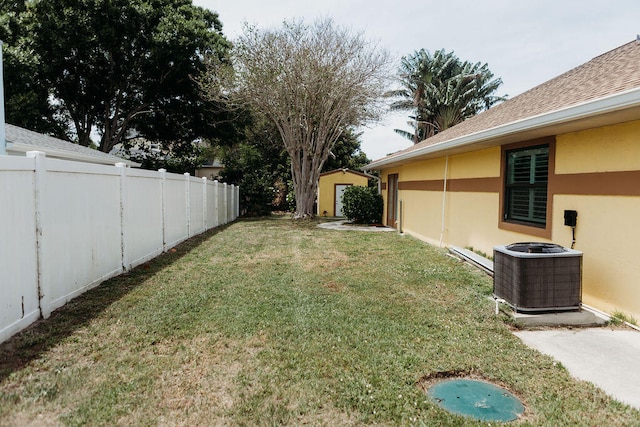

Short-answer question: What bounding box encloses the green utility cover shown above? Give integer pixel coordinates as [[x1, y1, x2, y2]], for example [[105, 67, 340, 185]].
[[428, 379, 524, 422]]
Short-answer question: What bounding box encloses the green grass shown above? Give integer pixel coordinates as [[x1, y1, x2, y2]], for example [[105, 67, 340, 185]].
[[1, 215, 638, 425], [610, 311, 638, 327]]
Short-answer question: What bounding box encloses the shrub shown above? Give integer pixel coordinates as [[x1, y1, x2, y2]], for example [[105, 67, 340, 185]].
[[341, 186, 383, 224]]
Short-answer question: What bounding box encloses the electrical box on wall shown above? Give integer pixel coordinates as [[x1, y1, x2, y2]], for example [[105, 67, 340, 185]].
[[564, 210, 578, 227]]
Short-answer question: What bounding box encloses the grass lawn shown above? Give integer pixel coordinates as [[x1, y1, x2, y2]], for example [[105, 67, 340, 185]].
[[1, 216, 638, 426]]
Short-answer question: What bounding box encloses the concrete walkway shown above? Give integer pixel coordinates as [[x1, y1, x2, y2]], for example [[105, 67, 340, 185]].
[[514, 328, 640, 409], [317, 220, 395, 232]]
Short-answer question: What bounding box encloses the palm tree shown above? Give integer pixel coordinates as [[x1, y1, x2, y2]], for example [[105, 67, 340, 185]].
[[389, 49, 505, 143]]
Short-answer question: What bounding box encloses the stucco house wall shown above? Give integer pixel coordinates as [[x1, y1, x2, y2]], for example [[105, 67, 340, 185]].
[[369, 40, 640, 322]]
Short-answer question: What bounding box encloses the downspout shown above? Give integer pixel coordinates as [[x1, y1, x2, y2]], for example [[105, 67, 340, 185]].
[[361, 167, 381, 195], [0, 40, 6, 155], [370, 174, 381, 195], [439, 155, 449, 247]]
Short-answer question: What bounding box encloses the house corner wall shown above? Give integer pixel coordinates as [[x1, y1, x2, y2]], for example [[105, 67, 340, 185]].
[[378, 119, 640, 321]]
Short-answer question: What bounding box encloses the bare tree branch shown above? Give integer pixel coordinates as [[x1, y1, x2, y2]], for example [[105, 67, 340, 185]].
[[202, 18, 390, 218]]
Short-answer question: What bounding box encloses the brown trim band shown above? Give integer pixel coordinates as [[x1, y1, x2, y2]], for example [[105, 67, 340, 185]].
[[551, 170, 640, 196], [448, 177, 502, 193], [398, 177, 501, 193], [499, 221, 550, 239], [396, 168, 640, 196], [399, 180, 444, 191]]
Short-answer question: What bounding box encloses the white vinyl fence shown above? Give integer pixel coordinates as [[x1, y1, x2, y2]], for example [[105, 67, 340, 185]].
[[0, 151, 239, 344]]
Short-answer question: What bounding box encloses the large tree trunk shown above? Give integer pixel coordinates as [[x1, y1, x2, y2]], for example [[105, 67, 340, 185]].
[[293, 182, 317, 219], [290, 149, 321, 219]]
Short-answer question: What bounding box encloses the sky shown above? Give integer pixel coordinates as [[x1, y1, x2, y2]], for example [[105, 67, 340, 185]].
[[193, 0, 640, 160]]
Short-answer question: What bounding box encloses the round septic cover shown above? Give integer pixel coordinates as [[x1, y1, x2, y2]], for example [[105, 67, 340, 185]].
[[428, 379, 524, 422]]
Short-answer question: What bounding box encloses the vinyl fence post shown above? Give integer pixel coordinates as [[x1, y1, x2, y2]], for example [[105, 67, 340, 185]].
[[227, 184, 236, 222], [116, 163, 129, 271], [184, 172, 191, 238], [159, 168, 167, 252], [202, 177, 208, 231], [236, 185, 240, 219], [213, 180, 219, 227], [26, 151, 50, 319], [223, 183, 228, 225]]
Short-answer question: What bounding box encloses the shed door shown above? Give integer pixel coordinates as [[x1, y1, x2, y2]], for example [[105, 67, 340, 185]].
[[335, 184, 351, 216]]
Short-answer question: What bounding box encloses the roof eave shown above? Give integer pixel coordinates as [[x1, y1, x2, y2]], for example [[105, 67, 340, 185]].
[[366, 87, 640, 170], [9, 142, 141, 167]]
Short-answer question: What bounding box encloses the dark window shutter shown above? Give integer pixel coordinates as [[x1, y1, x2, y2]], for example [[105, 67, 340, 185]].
[[505, 145, 549, 225]]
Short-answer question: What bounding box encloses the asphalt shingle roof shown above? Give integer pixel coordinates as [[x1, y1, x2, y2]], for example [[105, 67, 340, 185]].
[[376, 39, 640, 162], [5, 124, 137, 166]]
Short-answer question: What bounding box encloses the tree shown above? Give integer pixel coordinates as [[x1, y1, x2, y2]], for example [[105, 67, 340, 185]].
[[217, 113, 372, 216], [206, 18, 390, 219], [322, 128, 370, 173], [219, 114, 291, 215], [7, 0, 231, 153], [389, 49, 505, 143], [0, 0, 66, 136]]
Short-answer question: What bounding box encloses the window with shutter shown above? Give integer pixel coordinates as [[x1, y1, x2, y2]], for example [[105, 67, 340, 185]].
[[504, 145, 549, 226]]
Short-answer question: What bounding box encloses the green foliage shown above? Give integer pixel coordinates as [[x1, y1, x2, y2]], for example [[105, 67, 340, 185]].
[[2, 0, 235, 155], [341, 186, 383, 224], [610, 311, 638, 326], [218, 112, 372, 215], [221, 142, 278, 216], [0, 0, 67, 136], [322, 129, 370, 172], [389, 48, 505, 142], [121, 140, 205, 175]]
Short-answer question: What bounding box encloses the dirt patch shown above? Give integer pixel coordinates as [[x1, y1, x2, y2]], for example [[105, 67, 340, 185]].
[[122, 334, 266, 425], [302, 249, 349, 272], [322, 282, 345, 292]]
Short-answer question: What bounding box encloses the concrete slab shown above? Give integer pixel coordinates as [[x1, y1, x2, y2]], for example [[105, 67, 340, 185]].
[[514, 328, 640, 409], [511, 309, 607, 327], [317, 220, 395, 232]]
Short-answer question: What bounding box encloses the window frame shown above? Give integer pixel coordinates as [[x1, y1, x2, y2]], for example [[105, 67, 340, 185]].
[[499, 138, 555, 239], [504, 144, 549, 227]]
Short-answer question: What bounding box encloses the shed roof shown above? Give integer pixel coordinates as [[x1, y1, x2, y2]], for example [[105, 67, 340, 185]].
[[367, 39, 640, 169], [320, 168, 376, 179], [5, 124, 140, 167]]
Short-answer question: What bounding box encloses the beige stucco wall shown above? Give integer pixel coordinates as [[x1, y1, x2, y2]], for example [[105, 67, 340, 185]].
[[555, 120, 640, 173], [401, 191, 443, 245], [400, 158, 447, 180], [379, 120, 640, 321], [317, 170, 369, 217], [552, 120, 640, 319], [551, 195, 640, 318], [448, 147, 501, 179]]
